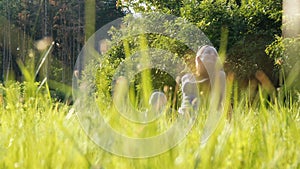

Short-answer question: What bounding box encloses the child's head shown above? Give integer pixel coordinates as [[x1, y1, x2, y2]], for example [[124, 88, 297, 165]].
[[149, 91, 167, 113]]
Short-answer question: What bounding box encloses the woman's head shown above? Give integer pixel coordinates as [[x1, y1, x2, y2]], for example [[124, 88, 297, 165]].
[[195, 45, 219, 77]]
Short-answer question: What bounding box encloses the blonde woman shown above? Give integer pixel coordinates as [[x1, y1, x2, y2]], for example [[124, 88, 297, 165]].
[[179, 45, 226, 116]]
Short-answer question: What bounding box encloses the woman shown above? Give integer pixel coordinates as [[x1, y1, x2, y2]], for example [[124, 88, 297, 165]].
[[179, 45, 226, 116]]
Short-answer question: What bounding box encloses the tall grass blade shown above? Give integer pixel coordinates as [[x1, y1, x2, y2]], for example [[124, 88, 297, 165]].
[[35, 41, 54, 79]]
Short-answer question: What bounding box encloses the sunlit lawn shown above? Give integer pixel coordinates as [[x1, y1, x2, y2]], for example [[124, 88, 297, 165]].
[[0, 81, 299, 169]]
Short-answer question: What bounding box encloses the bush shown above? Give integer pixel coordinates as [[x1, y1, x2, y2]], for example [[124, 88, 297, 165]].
[[266, 36, 300, 90]]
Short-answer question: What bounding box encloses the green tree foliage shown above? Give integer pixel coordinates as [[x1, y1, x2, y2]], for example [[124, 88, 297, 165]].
[[266, 36, 300, 90], [123, 0, 282, 85], [87, 13, 206, 107], [0, 0, 125, 83], [0, 0, 286, 96]]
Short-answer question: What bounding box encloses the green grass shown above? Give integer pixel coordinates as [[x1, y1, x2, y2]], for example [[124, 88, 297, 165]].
[[0, 81, 299, 169]]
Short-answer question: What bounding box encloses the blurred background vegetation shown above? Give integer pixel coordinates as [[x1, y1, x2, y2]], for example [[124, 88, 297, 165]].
[[0, 0, 299, 101]]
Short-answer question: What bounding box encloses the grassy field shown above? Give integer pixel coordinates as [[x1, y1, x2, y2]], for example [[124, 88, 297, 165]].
[[0, 81, 299, 169]]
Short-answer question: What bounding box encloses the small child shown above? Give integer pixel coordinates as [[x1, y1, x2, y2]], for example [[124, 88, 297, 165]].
[[148, 91, 167, 114]]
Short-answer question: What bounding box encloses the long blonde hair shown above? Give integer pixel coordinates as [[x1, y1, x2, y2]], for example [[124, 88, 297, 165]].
[[195, 45, 221, 76]]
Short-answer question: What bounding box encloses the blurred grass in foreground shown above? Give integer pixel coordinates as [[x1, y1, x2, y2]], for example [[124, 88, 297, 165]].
[[0, 80, 299, 169]]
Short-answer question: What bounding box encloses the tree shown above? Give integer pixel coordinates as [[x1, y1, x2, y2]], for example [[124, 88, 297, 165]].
[[0, 0, 125, 82], [121, 0, 282, 87]]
